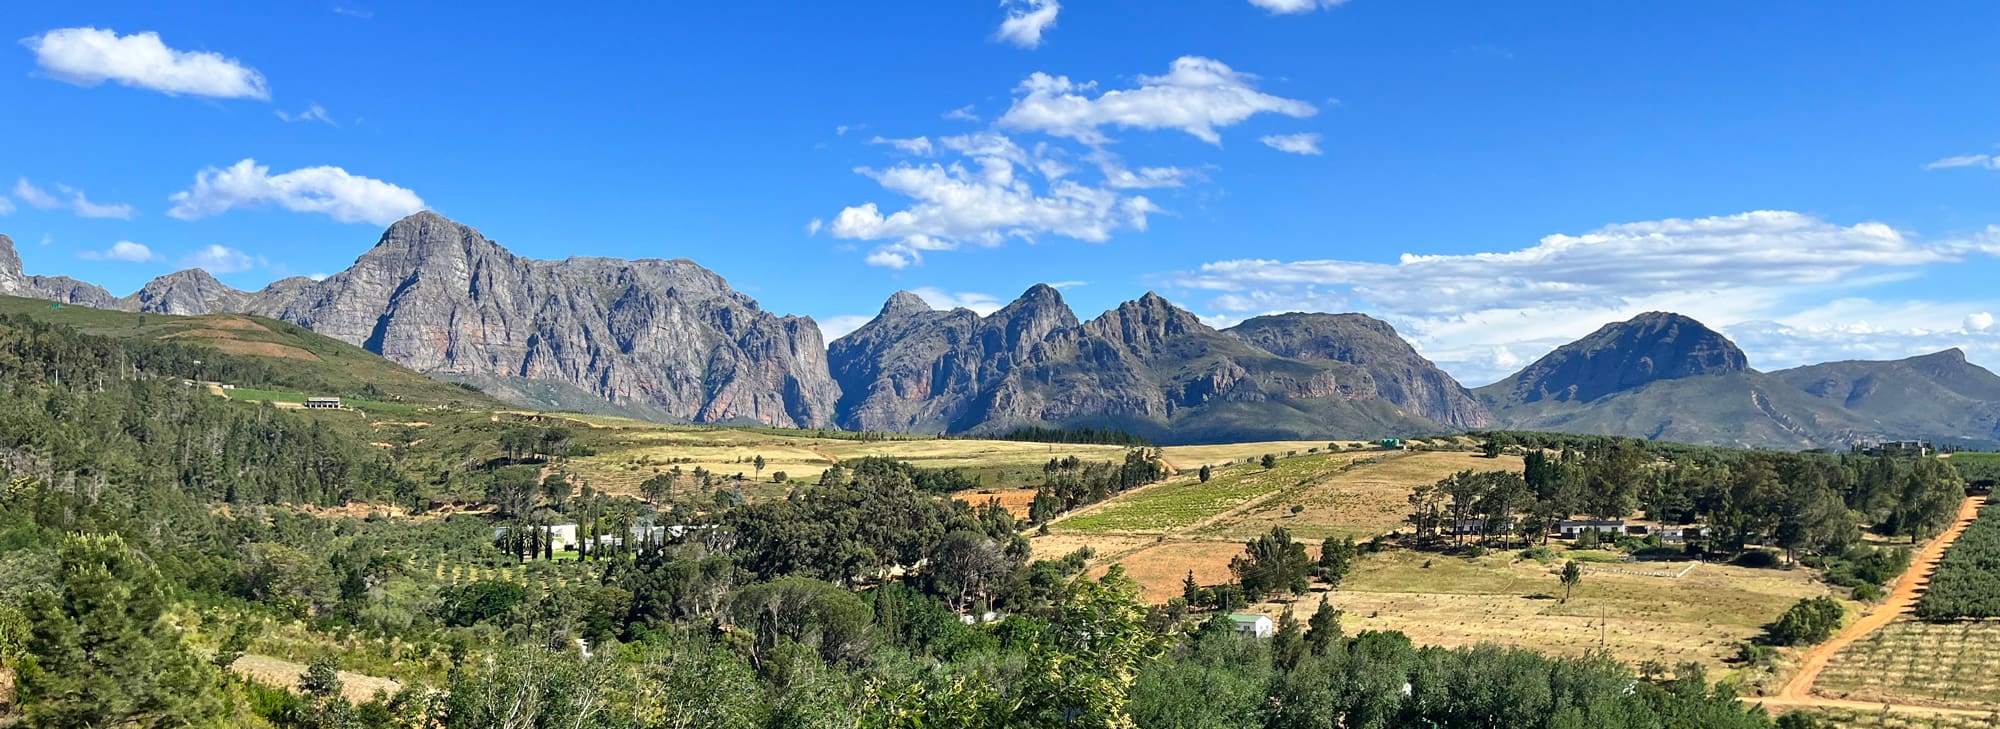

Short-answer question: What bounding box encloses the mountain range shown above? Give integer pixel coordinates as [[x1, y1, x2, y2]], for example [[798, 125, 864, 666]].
[[7, 212, 2000, 448]]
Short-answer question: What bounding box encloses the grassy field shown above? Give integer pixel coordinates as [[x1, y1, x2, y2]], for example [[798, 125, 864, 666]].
[[1817, 619, 2000, 709]]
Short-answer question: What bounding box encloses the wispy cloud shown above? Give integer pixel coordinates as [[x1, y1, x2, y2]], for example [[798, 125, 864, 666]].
[[180, 244, 259, 273], [14, 178, 135, 219], [275, 103, 336, 125], [1260, 132, 1323, 155], [22, 27, 269, 99], [1925, 153, 2000, 171], [1248, 0, 1350, 14]]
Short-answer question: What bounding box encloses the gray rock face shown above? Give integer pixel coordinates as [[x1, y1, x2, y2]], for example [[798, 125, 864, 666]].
[[120, 268, 251, 315], [1225, 312, 1494, 429], [0, 234, 119, 308], [269, 212, 839, 427], [832, 289, 1447, 442], [1482, 312, 1748, 405], [829, 284, 1078, 433]]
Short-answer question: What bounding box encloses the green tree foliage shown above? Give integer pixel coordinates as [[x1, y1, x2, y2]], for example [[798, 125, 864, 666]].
[[1560, 560, 1582, 603], [1231, 527, 1312, 601], [1918, 500, 2000, 620], [1000, 425, 1152, 447], [1260, 453, 1277, 469], [1318, 535, 1358, 588], [1764, 597, 1844, 646], [16, 533, 229, 728]]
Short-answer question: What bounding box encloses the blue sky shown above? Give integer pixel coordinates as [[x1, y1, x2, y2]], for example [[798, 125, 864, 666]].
[[5, 1, 2000, 385]]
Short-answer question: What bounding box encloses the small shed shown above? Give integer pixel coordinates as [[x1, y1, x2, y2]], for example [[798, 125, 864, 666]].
[[1226, 613, 1275, 639]]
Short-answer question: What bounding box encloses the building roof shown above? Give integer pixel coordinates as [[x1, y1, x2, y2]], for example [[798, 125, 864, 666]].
[[1226, 613, 1270, 624]]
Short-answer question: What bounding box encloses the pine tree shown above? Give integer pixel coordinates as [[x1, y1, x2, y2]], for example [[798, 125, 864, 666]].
[[18, 533, 229, 728]]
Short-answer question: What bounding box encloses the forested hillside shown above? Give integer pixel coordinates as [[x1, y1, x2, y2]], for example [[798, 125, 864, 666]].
[[0, 312, 1802, 728]]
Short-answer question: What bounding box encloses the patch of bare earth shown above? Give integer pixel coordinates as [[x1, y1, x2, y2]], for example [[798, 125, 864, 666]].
[[231, 654, 400, 705]]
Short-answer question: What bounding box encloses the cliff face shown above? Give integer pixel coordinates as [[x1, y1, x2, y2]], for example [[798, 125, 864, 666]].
[[1224, 312, 1493, 429], [831, 290, 1448, 442], [827, 285, 1078, 433], [266, 211, 840, 427]]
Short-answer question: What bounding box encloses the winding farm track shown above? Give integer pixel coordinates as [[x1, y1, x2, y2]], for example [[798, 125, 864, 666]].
[[1751, 494, 1989, 719]]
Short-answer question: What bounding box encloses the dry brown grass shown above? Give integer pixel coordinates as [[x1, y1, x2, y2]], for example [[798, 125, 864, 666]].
[[956, 487, 1040, 517]]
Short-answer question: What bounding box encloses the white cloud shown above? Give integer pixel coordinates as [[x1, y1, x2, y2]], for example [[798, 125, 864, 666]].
[[868, 136, 935, 156], [944, 105, 982, 122], [180, 244, 257, 273], [998, 56, 1316, 144], [1925, 154, 2000, 171], [307, 272, 330, 281], [76, 240, 157, 262], [22, 27, 269, 99], [995, 0, 1060, 49], [276, 103, 336, 125], [910, 287, 1003, 315], [14, 178, 134, 219], [1967, 312, 1995, 332], [1248, 0, 1349, 13], [1260, 132, 1323, 155], [817, 314, 874, 342], [1048, 280, 1087, 289], [13, 179, 59, 209], [168, 159, 426, 225], [823, 132, 1161, 268], [1167, 210, 2000, 384]]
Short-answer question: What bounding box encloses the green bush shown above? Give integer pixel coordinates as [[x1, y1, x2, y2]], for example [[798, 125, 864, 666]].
[[1765, 597, 1844, 646]]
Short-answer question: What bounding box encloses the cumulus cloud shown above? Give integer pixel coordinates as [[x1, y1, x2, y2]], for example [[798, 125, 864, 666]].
[[997, 56, 1316, 144], [167, 159, 425, 225], [1249, 0, 1349, 13], [276, 103, 335, 125], [822, 131, 1161, 268], [76, 240, 157, 262], [1970, 312, 1997, 332], [22, 27, 269, 99], [995, 0, 1060, 49], [180, 244, 258, 273], [14, 178, 135, 219], [1260, 132, 1323, 155], [944, 106, 982, 122], [1166, 210, 2000, 384], [1925, 154, 2000, 171]]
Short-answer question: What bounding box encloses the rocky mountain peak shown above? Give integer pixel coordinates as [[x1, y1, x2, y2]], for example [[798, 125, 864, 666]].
[[880, 290, 933, 317], [123, 268, 250, 315], [1489, 311, 1748, 405]]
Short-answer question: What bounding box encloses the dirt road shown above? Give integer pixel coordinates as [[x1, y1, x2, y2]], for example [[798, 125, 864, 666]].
[[1752, 494, 1986, 715]]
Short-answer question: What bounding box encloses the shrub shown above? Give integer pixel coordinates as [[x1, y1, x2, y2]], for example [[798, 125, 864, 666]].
[[1731, 549, 1782, 569], [1765, 597, 1844, 646], [1851, 583, 1885, 602]]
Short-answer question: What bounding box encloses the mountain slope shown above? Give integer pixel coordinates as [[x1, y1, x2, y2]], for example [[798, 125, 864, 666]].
[[0, 234, 119, 308], [1773, 349, 2000, 446], [0, 294, 506, 409], [1224, 312, 1493, 429], [1476, 312, 1881, 448], [120, 268, 251, 315], [260, 211, 841, 427]]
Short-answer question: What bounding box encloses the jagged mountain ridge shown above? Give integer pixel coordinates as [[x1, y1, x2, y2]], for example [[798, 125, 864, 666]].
[[829, 288, 1456, 442], [9, 218, 2000, 447]]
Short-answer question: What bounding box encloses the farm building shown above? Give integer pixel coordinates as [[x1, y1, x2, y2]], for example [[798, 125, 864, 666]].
[[1655, 525, 1712, 543], [1556, 520, 1624, 539], [1227, 613, 1275, 639], [304, 397, 342, 409], [1453, 518, 1516, 535]]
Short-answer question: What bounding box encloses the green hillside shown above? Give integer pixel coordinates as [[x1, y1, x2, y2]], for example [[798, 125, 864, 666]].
[[0, 295, 506, 410]]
